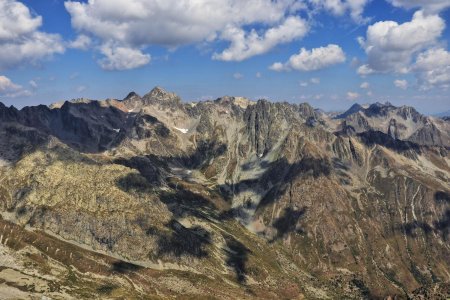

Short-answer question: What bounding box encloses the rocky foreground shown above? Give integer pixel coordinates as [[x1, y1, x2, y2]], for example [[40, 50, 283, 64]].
[[0, 87, 449, 299]]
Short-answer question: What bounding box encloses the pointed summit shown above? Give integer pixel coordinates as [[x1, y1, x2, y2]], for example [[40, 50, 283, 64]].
[[121, 87, 182, 110], [123, 91, 141, 101], [0, 102, 19, 121], [365, 101, 396, 117], [146, 86, 168, 96], [144, 86, 179, 102], [142, 86, 181, 108], [336, 103, 364, 119]]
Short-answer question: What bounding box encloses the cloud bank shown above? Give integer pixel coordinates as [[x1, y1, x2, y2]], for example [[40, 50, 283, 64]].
[[0, 0, 65, 70]]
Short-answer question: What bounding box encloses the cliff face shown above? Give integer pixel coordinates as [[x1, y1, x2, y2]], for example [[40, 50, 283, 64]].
[[0, 88, 449, 299]]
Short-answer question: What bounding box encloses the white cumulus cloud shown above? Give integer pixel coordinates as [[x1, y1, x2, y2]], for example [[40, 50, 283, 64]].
[[413, 48, 450, 89], [63, 0, 374, 69], [357, 11, 445, 75], [387, 0, 450, 13], [0, 0, 64, 70], [98, 43, 151, 71], [0, 76, 20, 93], [347, 91, 359, 100], [0, 75, 31, 98], [64, 0, 308, 68], [308, 0, 371, 23], [65, 0, 298, 47], [213, 16, 308, 61], [270, 44, 346, 72], [69, 34, 92, 50], [360, 81, 370, 89], [394, 79, 408, 89]]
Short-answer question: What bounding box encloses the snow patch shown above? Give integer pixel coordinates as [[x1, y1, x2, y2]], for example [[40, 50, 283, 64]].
[[174, 127, 189, 134], [113, 128, 120, 133]]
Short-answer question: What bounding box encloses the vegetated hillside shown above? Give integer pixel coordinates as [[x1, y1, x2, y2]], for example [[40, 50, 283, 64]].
[[0, 87, 449, 299]]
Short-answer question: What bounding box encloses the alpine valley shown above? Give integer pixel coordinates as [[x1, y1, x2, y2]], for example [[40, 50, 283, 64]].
[[0, 87, 449, 299]]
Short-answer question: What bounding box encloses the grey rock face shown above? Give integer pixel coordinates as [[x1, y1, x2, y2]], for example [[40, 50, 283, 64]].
[[409, 122, 445, 146], [388, 118, 399, 139]]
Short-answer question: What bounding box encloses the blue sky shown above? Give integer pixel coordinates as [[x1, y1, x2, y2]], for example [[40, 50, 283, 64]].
[[0, 0, 449, 114]]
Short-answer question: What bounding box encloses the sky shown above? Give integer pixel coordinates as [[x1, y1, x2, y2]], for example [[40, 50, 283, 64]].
[[0, 0, 449, 114]]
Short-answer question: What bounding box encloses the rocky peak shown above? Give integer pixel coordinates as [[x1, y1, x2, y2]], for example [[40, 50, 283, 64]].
[[0, 102, 9, 114], [48, 101, 66, 109], [336, 103, 364, 119], [365, 102, 395, 117], [215, 96, 255, 109], [408, 122, 445, 146], [131, 87, 183, 112], [70, 98, 92, 105], [123, 91, 141, 101], [122, 91, 143, 111], [121, 87, 182, 111], [143, 86, 180, 104], [297, 102, 319, 120], [396, 105, 424, 122], [0, 102, 19, 121]]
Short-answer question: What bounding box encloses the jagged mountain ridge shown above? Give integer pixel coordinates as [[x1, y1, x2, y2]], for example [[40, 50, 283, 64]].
[[0, 87, 449, 299], [332, 101, 450, 147]]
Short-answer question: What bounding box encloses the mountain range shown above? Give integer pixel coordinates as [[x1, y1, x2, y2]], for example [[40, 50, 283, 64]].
[[0, 87, 449, 299], [434, 110, 450, 118]]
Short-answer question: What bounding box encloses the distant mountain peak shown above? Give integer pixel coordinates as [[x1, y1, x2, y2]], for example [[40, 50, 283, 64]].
[[124, 91, 140, 101], [143, 86, 181, 105], [150, 86, 166, 93], [215, 96, 255, 109], [434, 109, 450, 118], [350, 103, 363, 109], [48, 98, 92, 110], [121, 87, 182, 111], [145, 86, 174, 99], [336, 103, 364, 119], [365, 101, 397, 117]]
